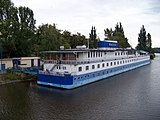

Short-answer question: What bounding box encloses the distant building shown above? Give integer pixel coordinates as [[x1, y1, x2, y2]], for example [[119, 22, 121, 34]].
[[1, 57, 40, 70]]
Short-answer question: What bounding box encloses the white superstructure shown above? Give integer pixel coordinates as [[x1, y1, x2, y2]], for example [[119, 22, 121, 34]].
[[37, 40, 150, 89]]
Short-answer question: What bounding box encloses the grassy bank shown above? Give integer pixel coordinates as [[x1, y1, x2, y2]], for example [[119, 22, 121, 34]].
[[0, 70, 37, 85]]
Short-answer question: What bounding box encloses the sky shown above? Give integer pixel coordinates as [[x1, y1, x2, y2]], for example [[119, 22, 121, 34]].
[[12, 0, 160, 48]]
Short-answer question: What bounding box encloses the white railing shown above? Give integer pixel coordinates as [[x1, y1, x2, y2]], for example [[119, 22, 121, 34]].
[[39, 70, 77, 76], [43, 55, 149, 65]]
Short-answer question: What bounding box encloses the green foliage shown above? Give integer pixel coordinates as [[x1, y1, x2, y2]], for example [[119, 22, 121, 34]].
[[89, 26, 97, 48], [4, 72, 21, 80], [71, 33, 86, 48], [104, 22, 130, 48], [104, 28, 113, 40], [146, 33, 152, 53], [3, 0, 155, 58], [61, 30, 72, 49], [136, 25, 147, 50], [36, 24, 61, 51], [0, 0, 18, 57], [35, 24, 87, 53], [0, 1, 36, 57], [14, 6, 36, 57], [136, 25, 153, 53]]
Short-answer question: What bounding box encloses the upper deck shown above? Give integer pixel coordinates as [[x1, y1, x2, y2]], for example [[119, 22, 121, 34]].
[[41, 48, 141, 65], [41, 40, 149, 65]]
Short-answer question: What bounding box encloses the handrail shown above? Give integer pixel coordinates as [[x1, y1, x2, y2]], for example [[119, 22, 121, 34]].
[[44, 55, 149, 65], [39, 70, 77, 76]]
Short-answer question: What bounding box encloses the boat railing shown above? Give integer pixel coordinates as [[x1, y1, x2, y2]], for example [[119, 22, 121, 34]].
[[44, 60, 77, 64], [44, 55, 149, 65], [39, 70, 77, 76]]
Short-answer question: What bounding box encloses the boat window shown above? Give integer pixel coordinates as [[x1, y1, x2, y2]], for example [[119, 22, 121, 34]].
[[114, 62, 116, 65], [110, 62, 112, 66], [98, 73, 100, 76], [98, 52, 100, 57], [88, 52, 90, 58], [102, 63, 105, 67], [78, 67, 82, 71], [63, 67, 66, 70], [92, 65, 95, 69], [93, 52, 95, 57], [117, 61, 119, 65], [106, 63, 109, 66], [86, 66, 89, 70], [115, 52, 117, 56], [97, 64, 100, 68]]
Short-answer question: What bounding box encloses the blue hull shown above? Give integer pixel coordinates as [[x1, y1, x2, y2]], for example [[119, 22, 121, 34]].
[[37, 60, 150, 89]]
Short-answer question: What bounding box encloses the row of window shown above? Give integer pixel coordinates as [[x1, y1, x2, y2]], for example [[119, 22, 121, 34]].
[[77, 51, 129, 58], [88, 51, 103, 58], [57, 66, 66, 70], [77, 51, 128, 58], [78, 58, 139, 72], [115, 52, 127, 56], [75, 63, 141, 81]]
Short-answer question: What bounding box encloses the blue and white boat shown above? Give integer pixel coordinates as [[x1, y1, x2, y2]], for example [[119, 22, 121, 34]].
[[37, 40, 150, 89]]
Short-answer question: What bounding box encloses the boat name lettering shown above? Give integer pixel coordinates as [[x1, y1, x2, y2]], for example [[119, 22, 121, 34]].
[[109, 43, 117, 46]]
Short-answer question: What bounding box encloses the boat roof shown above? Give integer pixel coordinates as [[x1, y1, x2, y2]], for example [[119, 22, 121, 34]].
[[41, 48, 134, 54]]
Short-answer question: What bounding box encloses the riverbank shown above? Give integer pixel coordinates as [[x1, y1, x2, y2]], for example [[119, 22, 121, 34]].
[[0, 73, 36, 86], [0, 79, 35, 86]]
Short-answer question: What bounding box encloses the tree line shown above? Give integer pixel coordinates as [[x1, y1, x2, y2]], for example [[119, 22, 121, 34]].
[[0, 0, 153, 58], [136, 25, 153, 53]]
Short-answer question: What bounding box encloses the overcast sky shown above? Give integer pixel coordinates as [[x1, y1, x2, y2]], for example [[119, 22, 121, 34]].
[[12, 0, 160, 48]]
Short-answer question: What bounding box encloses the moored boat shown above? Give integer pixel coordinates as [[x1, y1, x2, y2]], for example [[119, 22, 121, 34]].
[[37, 40, 150, 89]]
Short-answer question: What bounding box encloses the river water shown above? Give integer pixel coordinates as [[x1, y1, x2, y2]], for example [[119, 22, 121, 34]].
[[0, 54, 160, 120]]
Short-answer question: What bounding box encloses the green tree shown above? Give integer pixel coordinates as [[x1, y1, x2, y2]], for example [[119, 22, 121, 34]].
[[0, 1, 36, 57], [70, 33, 86, 48], [104, 28, 113, 40], [15, 6, 36, 57], [61, 30, 72, 49], [89, 26, 97, 48], [36, 24, 61, 51], [0, 0, 18, 57], [146, 33, 152, 53], [136, 25, 147, 50], [104, 22, 130, 48]]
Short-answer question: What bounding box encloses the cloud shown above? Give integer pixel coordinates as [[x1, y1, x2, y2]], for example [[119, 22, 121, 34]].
[[12, 0, 160, 47]]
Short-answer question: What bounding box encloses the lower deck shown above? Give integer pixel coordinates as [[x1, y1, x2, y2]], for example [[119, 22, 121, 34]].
[[37, 59, 150, 89]]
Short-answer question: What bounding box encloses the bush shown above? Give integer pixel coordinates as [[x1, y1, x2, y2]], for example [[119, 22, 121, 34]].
[[4, 72, 21, 80]]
